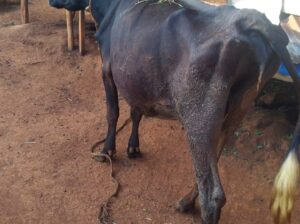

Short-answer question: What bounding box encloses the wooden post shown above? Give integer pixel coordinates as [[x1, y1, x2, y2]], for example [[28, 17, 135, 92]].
[[78, 10, 85, 55], [66, 10, 74, 51], [20, 0, 29, 24]]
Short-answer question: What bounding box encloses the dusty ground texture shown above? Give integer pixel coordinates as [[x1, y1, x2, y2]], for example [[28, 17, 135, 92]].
[[0, 0, 299, 224]]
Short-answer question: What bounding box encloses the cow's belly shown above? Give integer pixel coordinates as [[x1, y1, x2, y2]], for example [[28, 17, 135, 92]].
[[137, 101, 179, 120], [112, 67, 178, 119], [116, 83, 178, 120]]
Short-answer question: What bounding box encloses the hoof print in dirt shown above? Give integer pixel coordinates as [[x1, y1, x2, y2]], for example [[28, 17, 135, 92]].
[[127, 146, 141, 158], [175, 198, 195, 213]]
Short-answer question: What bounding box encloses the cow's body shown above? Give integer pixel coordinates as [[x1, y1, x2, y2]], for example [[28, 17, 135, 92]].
[[109, 2, 277, 120], [49, 0, 300, 223]]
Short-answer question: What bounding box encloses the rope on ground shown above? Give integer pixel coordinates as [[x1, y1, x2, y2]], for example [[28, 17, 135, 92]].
[[90, 117, 131, 224], [96, 153, 120, 224]]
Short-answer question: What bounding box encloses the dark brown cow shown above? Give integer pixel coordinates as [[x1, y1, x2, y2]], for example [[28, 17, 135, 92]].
[[49, 0, 300, 223]]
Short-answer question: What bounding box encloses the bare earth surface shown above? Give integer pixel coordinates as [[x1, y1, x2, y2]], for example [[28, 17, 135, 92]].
[[0, 0, 299, 224]]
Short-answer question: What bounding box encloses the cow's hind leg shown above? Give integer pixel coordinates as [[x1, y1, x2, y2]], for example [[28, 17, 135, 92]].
[[176, 126, 232, 213], [99, 61, 119, 162], [185, 129, 226, 224], [127, 107, 143, 158], [176, 183, 199, 212], [176, 40, 254, 223], [178, 96, 228, 224], [176, 82, 258, 214], [176, 98, 248, 212], [177, 141, 227, 214]]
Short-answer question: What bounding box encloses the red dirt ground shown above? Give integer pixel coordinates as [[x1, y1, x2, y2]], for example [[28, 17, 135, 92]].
[[0, 0, 299, 224]]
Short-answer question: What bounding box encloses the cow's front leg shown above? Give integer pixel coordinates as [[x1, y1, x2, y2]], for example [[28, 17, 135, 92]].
[[99, 61, 119, 162], [127, 107, 143, 158]]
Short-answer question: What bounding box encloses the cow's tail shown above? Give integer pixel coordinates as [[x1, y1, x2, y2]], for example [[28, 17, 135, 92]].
[[271, 145, 300, 224], [239, 10, 300, 224]]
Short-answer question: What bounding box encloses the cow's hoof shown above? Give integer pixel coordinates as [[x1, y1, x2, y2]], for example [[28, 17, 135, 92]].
[[127, 146, 141, 158], [175, 197, 195, 213], [93, 149, 116, 162]]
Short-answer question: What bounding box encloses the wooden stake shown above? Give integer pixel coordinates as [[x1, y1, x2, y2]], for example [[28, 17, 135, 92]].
[[20, 0, 29, 24], [79, 10, 85, 55], [66, 10, 74, 51]]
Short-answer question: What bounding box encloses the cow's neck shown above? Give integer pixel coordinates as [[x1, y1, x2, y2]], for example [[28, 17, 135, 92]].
[[91, 0, 119, 27]]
